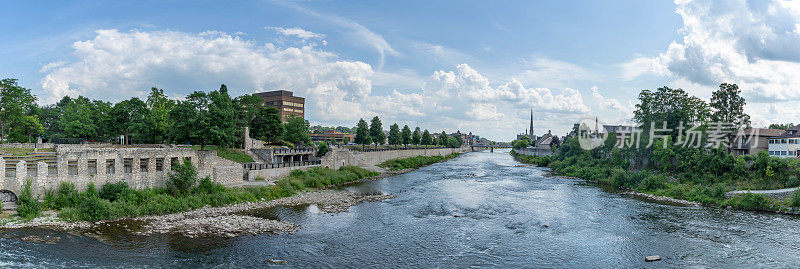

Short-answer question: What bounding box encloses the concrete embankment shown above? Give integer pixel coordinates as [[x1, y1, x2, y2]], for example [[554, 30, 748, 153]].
[[726, 187, 799, 199]]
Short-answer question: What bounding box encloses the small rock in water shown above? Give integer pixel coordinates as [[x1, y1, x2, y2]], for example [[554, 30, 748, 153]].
[[645, 255, 661, 262], [542, 225, 549, 228], [266, 259, 287, 264]]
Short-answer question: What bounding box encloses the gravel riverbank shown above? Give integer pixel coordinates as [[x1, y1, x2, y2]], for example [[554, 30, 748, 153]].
[[1, 190, 395, 238]]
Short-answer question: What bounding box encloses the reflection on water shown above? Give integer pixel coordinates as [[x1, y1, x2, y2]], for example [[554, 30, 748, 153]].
[[2, 149, 800, 267]]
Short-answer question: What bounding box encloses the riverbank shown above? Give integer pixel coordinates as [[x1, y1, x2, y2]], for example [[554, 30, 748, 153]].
[[511, 151, 800, 214], [1, 153, 460, 238]]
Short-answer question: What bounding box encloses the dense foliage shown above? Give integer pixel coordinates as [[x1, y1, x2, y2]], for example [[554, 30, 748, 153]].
[[1, 78, 310, 148], [378, 152, 461, 170], [514, 83, 800, 212]]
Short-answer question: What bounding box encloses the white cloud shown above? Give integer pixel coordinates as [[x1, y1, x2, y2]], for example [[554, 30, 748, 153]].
[[273, 1, 397, 69], [267, 27, 325, 40], [654, 0, 800, 101], [591, 86, 634, 120], [40, 29, 372, 122]]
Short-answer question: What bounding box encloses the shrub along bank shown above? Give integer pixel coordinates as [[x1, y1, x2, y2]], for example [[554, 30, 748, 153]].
[[510, 137, 800, 213], [378, 152, 461, 170], [16, 159, 378, 222]]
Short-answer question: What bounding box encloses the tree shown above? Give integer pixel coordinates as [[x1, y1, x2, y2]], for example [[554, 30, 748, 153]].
[[316, 141, 330, 157], [0, 78, 39, 142], [412, 127, 421, 145], [57, 96, 112, 139], [401, 125, 412, 146], [354, 118, 372, 145], [109, 97, 149, 143], [251, 106, 284, 142], [513, 139, 530, 149], [369, 116, 385, 145], [146, 87, 175, 143], [421, 129, 432, 145], [439, 131, 448, 146], [207, 85, 238, 147], [283, 116, 311, 146], [170, 91, 211, 149], [233, 93, 264, 129], [388, 123, 401, 145], [14, 115, 44, 143], [633, 86, 710, 145], [710, 83, 750, 127], [769, 123, 793, 130]]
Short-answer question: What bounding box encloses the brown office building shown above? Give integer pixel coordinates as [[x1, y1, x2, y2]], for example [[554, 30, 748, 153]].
[[255, 90, 305, 122]]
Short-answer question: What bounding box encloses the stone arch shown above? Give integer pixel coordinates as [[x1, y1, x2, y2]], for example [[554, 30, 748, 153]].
[[0, 190, 18, 204]]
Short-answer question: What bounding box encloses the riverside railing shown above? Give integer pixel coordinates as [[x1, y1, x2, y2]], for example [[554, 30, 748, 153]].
[[242, 160, 322, 171], [272, 147, 316, 154]]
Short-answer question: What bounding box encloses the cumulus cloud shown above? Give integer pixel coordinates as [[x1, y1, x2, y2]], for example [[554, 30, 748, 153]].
[[653, 0, 800, 101], [591, 86, 634, 120], [39, 29, 590, 140], [40, 29, 372, 122]]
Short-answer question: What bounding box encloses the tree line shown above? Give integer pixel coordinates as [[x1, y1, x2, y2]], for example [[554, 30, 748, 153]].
[[0, 79, 311, 149], [351, 116, 463, 148]]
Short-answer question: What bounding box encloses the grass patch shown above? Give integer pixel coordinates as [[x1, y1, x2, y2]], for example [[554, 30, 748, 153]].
[[378, 152, 461, 170], [190, 145, 254, 163], [0, 147, 55, 156]]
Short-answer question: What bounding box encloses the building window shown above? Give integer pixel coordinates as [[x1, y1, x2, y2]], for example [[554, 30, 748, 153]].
[[170, 157, 179, 170], [140, 158, 149, 172], [88, 159, 97, 176], [155, 158, 164, 171], [123, 158, 133, 173], [106, 159, 115, 174], [67, 160, 78, 175]]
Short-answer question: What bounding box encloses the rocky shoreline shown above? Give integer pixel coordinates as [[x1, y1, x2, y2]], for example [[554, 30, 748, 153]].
[[1, 190, 395, 239]]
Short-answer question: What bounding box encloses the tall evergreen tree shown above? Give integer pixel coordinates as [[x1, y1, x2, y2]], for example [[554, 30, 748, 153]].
[[354, 118, 372, 145], [412, 127, 421, 145], [421, 130, 432, 145], [388, 123, 401, 145], [439, 131, 448, 146], [401, 125, 412, 146], [207, 85, 238, 147], [369, 116, 386, 145]]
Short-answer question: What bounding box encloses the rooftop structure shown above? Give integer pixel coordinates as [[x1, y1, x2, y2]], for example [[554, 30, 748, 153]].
[[255, 90, 305, 122]]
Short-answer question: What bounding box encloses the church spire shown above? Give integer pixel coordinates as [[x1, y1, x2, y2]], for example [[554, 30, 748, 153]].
[[529, 109, 534, 137]]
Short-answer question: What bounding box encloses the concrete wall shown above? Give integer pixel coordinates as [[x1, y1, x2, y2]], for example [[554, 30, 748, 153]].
[[321, 147, 463, 170], [515, 147, 551, 157], [0, 146, 243, 196]]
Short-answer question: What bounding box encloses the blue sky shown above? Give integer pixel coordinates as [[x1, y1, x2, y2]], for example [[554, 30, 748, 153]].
[[3, 0, 800, 141]]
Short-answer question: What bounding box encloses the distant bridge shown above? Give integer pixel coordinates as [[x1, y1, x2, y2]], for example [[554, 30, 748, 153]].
[[470, 145, 511, 152]]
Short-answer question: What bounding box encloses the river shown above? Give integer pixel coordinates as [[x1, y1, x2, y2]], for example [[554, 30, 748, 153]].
[[2, 149, 800, 267]]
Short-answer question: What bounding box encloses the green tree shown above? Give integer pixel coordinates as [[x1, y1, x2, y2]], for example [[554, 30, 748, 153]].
[[412, 127, 421, 145], [233, 93, 264, 129], [421, 129, 432, 145], [58, 96, 112, 139], [401, 125, 412, 146], [207, 85, 238, 147], [711, 83, 750, 127], [388, 123, 401, 145], [170, 91, 211, 149], [316, 141, 330, 157], [633, 86, 710, 144], [109, 97, 149, 143], [0, 78, 39, 142], [146, 87, 175, 143], [369, 116, 385, 145], [354, 118, 372, 145], [769, 123, 793, 130], [283, 116, 311, 146], [251, 106, 284, 142], [12, 115, 44, 143], [438, 131, 448, 146]]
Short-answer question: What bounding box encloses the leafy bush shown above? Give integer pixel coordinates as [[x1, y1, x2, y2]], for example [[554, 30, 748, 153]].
[[78, 195, 111, 221], [57, 207, 81, 222], [638, 174, 667, 192], [17, 178, 41, 219], [100, 181, 130, 202], [166, 159, 197, 196], [316, 142, 330, 157], [791, 189, 800, 208], [723, 193, 768, 211], [378, 153, 460, 170], [54, 182, 80, 209]]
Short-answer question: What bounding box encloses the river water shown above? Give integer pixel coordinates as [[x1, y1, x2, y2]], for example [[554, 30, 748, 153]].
[[2, 149, 800, 268]]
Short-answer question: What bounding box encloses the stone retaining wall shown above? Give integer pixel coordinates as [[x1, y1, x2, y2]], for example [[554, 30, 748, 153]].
[[0, 146, 243, 197], [321, 147, 464, 170]]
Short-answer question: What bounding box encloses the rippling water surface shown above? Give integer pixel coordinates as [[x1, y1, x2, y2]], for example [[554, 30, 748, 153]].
[[3, 149, 800, 267]]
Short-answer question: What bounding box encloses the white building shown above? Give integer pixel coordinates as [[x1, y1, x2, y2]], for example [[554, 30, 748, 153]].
[[767, 125, 800, 158]]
